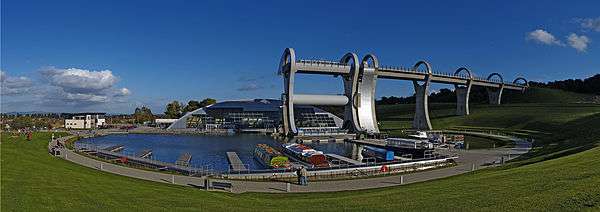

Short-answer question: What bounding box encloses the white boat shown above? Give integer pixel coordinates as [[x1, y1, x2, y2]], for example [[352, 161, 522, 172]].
[[408, 131, 428, 140]]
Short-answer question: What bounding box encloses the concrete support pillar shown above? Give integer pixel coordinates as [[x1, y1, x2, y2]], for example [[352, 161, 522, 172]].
[[486, 73, 504, 105], [487, 87, 503, 105], [413, 81, 432, 130], [411, 61, 433, 130], [454, 68, 473, 116], [352, 144, 364, 161], [455, 87, 470, 115]]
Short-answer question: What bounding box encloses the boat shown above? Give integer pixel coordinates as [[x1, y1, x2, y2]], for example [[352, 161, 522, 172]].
[[361, 146, 395, 161], [408, 131, 428, 140], [254, 144, 290, 169], [385, 137, 434, 150], [282, 143, 330, 168]]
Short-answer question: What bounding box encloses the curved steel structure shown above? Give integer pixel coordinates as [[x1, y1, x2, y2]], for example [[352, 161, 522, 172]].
[[486, 73, 504, 105], [278, 48, 529, 137], [512, 77, 528, 86], [412, 61, 433, 130], [280, 48, 298, 135], [340, 53, 362, 132], [356, 54, 380, 133], [454, 67, 474, 115], [487, 72, 504, 82]]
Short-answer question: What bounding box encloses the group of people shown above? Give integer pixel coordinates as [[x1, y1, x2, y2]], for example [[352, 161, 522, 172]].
[[49, 133, 64, 156], [295, 166, 309, 186]]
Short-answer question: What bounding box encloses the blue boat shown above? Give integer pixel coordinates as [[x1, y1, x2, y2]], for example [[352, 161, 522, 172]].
[[362, 146, 395, 161]]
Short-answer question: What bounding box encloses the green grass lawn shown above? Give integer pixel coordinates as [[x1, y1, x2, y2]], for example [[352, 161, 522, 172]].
[[463, 135, 507, 149], [2, 88, 600, 211]]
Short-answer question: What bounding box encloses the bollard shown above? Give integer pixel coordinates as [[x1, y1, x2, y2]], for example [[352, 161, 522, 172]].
[[286, 182, 291, 192], [65, 151, 68, 160], [205, 178, 210, 190], [171, 175, 175, 184], [472, 164, 475, 171], [100, 163, 103, 171], [400, 175, 404, 185]]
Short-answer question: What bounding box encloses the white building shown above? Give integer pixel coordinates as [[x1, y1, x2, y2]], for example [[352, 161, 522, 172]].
[[155, 119, 178, 128], [65, 113, 106, 129]]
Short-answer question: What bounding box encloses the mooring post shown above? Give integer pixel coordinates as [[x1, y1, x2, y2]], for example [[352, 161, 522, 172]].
[[286, 182, 291, 192], [205, 178, 210, 190]]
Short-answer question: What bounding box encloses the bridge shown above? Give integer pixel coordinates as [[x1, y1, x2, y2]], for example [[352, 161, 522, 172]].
[[278, 48, 528, 136]]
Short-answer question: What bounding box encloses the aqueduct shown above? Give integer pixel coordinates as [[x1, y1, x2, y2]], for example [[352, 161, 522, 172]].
[[278, 48, 528, 136]]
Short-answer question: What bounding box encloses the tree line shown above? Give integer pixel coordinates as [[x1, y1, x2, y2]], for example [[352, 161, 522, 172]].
[[132, 98, 216, 123], [376, 74, 600, 105], [529, 74, 599, 95]]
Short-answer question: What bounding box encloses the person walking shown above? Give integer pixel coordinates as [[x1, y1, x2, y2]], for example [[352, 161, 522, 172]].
[[300, 166, 309, 186], [296, 167, 302, 185]]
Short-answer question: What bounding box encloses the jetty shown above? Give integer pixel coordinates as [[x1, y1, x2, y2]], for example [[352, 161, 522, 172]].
[[104, 145, 125, 152], [136, 149, 152, 158], [175, 152, 192, 166], [226, 152, 248, 172], [326, 153, 364, 165]]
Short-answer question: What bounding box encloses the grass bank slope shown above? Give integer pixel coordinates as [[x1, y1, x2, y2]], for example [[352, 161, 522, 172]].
[[2, 127, 599, 211]]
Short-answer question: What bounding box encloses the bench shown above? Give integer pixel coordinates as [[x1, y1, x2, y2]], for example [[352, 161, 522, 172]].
[[210, 181, 233, 191]]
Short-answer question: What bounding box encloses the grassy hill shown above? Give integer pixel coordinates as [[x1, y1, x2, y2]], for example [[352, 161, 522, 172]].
[[2, 88, 600, 211]]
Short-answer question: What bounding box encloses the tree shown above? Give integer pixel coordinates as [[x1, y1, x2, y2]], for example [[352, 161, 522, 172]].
[[133, 106, 154, 124], [164, 101, 182, 119], [182, 98, 217, 114], [199, 98, 216, 107], [182, 100, 202, 114]]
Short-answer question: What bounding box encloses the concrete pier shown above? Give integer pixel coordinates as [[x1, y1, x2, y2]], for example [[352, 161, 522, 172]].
[[486, 73, 504, 105], [454, 67, 473, 116], [412, 61, 433, 130], [175, 152, 192, 166], [326, 153, 364, 165], [104, 145, 124, 152], [226, 152, 248, 172], [136, 149, 152, 158]]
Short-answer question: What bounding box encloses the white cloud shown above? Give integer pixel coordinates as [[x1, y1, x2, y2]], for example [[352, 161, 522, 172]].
[[120, 88, 131, 95], [237, 83, 264, 91], [0, 71, 34, 96], [527, 29, 564, 46], [580, 17, 600, 32], [2, 67, 134, 113], [114, 88, 131, 97], [567, 33, 591, 52], [41, 67, 118, 94]]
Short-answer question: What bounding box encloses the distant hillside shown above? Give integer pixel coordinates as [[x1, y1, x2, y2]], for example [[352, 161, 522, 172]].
[[530, 74, 600, 95], [502, 87, 597, 104]]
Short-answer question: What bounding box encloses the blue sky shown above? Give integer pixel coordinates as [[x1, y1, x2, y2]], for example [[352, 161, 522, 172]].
[[1, 0, 599, 113]]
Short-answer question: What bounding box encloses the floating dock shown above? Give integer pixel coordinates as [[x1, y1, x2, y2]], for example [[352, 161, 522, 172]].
[[136, 149, 152, 158], [104, 145, 125, 152], [226, 152, 247, 172], [326, 154, 364, 165], [175, 152, 192, 166]]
